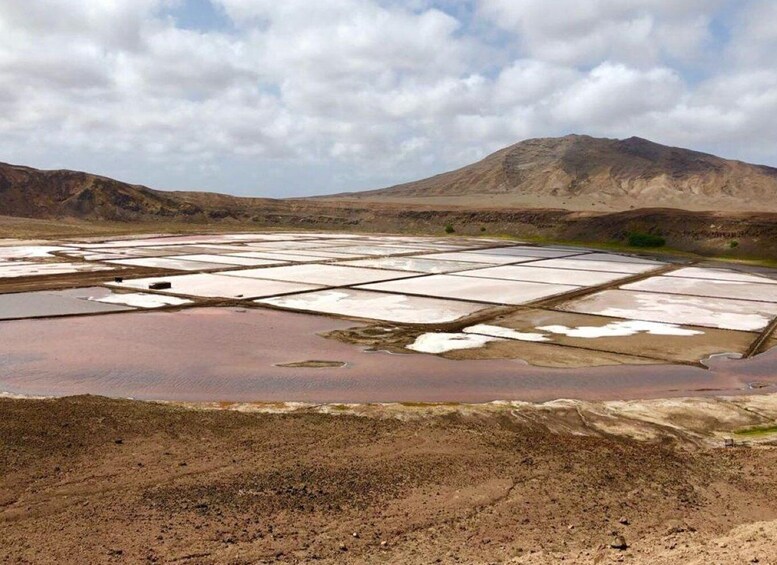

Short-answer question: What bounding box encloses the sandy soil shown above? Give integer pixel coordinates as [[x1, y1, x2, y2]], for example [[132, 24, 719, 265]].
[[344, 192, 777, 213], [2, 395, 777, 564]]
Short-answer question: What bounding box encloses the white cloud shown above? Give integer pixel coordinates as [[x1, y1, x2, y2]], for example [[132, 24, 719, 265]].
[[0, 0, 775, 196], [553, 63, 684, 124], [478, 0, 718, 66]]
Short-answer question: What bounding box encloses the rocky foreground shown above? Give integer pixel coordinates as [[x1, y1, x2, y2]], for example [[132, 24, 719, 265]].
[[2, 395, 777, 564]]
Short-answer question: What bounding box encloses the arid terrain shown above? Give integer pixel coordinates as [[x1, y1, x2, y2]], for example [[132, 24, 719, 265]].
[[340, 135, 777, 212], [0, 229, 775, 564], [2, 135, 777, 564], [2, 395, 777, 564], [4, 0, 777, 560], [3, 134, 777, 261]]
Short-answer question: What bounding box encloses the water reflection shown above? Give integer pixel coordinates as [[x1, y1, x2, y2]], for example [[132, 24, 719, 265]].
[[0, 307, 775, 403]]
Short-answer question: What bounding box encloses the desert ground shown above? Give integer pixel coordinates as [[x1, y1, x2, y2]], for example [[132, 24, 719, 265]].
[[1, 226, 777, 564], [3, 396, 777, 564]]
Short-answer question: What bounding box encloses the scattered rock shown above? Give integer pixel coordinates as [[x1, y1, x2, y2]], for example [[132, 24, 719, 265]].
[[619, 517, 630, 526], [610, 535, 628, 550]]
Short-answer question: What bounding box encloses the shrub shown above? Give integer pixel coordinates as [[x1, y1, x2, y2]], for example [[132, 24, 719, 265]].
[[729, 240, 739, 249], [480, 226, 486, 232], [444, 223, 455, 234], [627, 232, 666, 248]]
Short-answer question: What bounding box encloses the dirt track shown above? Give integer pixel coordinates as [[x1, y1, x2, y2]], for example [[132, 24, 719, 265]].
[[2, 396, 777, 564]]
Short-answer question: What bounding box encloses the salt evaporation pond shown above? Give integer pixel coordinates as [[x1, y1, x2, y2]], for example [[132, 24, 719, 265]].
[[1, 307, 775, 403]]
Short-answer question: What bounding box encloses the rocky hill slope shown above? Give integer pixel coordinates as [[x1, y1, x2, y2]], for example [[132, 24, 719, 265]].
[[340, 135, 777, 212], [2, 141, 777, 259], [0, 162, 282, 221], [5, 135, 777, 220]]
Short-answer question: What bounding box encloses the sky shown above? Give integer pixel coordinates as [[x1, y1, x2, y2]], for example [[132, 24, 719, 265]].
[[1, 0, 776, 197]]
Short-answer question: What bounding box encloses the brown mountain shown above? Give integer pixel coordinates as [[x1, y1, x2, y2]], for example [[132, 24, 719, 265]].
[[1, 153, 777, 259], [5, 135, 777, 221], [0, 162, 200, 220], [0, 161, 284, 221], [337, 134, 777, 212]]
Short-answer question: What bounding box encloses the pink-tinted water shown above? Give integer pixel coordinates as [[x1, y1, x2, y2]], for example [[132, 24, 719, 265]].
[[0, 307, 775, 403]]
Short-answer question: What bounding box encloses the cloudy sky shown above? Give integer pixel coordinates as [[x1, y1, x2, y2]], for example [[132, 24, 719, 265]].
[[1, 1, 776, 197]]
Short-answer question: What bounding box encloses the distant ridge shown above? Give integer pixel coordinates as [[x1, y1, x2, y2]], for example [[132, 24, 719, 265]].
[[0, 153, 776, 259], [332, 134, 777, 212], [2, 134, 777, 222], [0, 161, 276, 221]]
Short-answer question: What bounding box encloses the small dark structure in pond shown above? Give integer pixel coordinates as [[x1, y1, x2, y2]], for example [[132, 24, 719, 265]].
[[149, 281, 172, 290]]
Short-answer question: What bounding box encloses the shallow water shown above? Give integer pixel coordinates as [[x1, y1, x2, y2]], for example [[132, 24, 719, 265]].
[[0, 307, 775, 403]]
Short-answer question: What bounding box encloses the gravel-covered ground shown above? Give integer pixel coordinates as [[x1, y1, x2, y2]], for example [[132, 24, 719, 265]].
[[2, 396, 777, 564]]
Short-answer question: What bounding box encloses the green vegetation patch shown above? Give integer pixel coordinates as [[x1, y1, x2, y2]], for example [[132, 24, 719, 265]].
[[627, 232, 666, 248], [733, 423, 777, 438]]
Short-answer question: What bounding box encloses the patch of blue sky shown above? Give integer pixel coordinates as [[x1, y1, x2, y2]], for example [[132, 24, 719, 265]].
[[163, 0, 234, 33]]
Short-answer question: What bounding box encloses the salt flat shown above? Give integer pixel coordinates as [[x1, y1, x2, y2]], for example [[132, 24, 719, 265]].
[[0, 262, 114, 278], [257, 288, 486, 324], [238, 241, 342, 251], [622, 276, 777, 303], [337, 257, 485, 274], [527, 257, 663, 274], [560, 289, 777, 332], [180, 242, 274, 255], [223, 264, 416, 286], [570, 252, 666, 265], [225, 250, 330, 262], [455, 265, 631, 286], [1, 233, 774, 371], [665, 267, 777, 285], [83, 236, 228, 248], [417, 252, 539, 265], [78, 253, 134, 261], [108, 273, 321, 299], [314, 245, 427, 256], [168, 254, 284, 267], [106, 247, 197, 257], [406, 332, 503, 353], [90, 292, 193, 309], [220, 233, 320, 241], [475, 308, 759, 363], [105, 257, 239, 271], [0, 288, 132, 320], [461, 246, 584, 258], [244, 249, 374, 259], [359, 274, 581, 304], [0, 245, 70, 259]]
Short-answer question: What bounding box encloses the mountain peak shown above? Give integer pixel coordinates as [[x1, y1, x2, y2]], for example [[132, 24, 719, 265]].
[[342, 134, 777, 212]]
